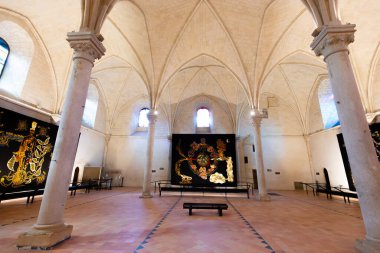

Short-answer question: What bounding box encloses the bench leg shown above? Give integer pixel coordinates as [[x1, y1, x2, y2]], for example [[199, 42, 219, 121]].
[[189, 208, 192, 216], [218, 209, 222, 216]]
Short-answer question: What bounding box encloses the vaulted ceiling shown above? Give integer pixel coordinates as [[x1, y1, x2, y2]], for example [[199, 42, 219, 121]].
[[0, 0, 380, 135]]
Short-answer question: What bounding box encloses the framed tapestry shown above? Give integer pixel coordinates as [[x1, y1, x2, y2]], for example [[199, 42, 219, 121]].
[[171, 134, 237, 187], [0, 107, 58, 193]]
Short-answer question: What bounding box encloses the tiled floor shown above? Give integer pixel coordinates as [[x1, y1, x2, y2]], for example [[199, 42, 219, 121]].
[[0, 188, 364, 253]]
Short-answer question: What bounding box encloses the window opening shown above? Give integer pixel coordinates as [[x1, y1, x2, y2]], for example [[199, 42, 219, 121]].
[[318, 79, 340, 129], [139, 108, 149, 127], [0, 37, 10, 78], [197, 108, 210, 127]]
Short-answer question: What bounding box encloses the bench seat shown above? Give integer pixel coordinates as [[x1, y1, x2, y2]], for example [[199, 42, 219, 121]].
[[183, 202, 228, 216]]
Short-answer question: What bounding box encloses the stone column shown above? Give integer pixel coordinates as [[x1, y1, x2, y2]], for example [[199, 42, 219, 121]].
[[303, 135, 315, 183], [167, 135, 172, 181], [102, 134, 111, 171], [235, 136, 243, 183], [141, 110, 158, 198], [17, 32, 105, 249], [311, 24, 380, 253], [251, 111, 270, 201]]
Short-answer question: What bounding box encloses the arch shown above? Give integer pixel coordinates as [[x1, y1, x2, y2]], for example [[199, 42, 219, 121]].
[[172, 94, 234, 134], [0, 8, 58, 111], [258, 91, 305, 135], [257, 49, 325, 102], [304, 74, 328, 133], [157, 0, 250, 107], [157, 53, 252, 109], [0, 20, 34, 97], [0, 37, 9, 77], [256, 8, 308, 103]]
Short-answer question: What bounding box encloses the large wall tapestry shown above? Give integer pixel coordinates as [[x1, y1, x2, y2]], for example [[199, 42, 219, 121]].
[[0, 107, 58, 193], [171, 134, 237, 187], [370, 122, 380, 161], [337, 122, 380, 191]]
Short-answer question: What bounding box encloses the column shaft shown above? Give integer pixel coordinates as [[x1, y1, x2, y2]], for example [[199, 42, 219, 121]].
[[252, 117, 270, 200], [141, 111, 157, 198], [327, 51, 380, 239], [311, 25, 380, 251], [17, 32, 104, 249]]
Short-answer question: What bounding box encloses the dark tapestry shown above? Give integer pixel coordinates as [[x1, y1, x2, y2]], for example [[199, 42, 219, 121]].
[[0, 107, 58, 193], [370, 122, 380, 161], [171, 134, 237, 187], [337, 122, 380, 191]]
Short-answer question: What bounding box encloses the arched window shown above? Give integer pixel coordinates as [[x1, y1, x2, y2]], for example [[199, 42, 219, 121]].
[[318, 79, 340, 129], [0, 37, 9, 78], [0, 21, 34, 97], [197, 107, 210, 127], [138, 108, 149, 127], [82, 84, 99, 128]]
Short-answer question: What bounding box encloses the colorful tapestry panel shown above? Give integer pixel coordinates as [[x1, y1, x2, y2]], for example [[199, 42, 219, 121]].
[[171, 134, 237, 186], [0, 107, 58, 193]]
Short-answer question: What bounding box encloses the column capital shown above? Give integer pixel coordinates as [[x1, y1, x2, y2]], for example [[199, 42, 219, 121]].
[[147, 110, 158, 124], [250, 108, 268, 126], [67, 31, 105, 64], [251, 115, 262, 126], [311, 24, 356, 60]]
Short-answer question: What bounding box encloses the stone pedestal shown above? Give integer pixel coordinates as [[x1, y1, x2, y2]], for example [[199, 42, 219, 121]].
[[16, 32, 105, 248], [141, 110, 158, 198], [17, 224, 73, 250], [251, 113, 270, 201], [311, 25, 380, 253]]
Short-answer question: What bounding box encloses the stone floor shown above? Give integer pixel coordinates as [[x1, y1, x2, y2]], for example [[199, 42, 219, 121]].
[[0, 187, 364, 253]]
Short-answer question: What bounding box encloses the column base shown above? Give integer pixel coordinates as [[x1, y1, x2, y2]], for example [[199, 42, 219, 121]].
[[356, 238, 380, 253], [140, 192, 153, 198], [256, 194, 271, 201], [17, 223, 73, 250]]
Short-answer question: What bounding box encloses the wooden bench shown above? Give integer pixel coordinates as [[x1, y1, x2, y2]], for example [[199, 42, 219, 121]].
[[183, 202, 228, 216]]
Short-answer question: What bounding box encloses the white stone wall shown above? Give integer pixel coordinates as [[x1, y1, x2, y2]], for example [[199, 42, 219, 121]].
[[105, 136, 170, 187], [262, 135, 312, 190], [0, 16, 56, 112], [72, 127, 106, 180], [309, 127, 349, 188]]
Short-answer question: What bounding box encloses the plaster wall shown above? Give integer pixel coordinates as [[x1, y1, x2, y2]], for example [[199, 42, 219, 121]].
[[241, 138, 256, 183], [105, 136, 170, 187], [72, 127, 106, 182], [309, 127, 349, 188], [261, 135, 312, 190]]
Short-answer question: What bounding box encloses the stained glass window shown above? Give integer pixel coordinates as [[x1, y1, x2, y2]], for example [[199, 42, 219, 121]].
[[197, 108, 210, 127], [0, 37, 9, 78], [318, 79, 340, 129], [139, 108, 149, 127]]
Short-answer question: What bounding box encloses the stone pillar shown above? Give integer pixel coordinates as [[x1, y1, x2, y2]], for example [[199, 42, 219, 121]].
[[141, 110, 158, 198], [235, 136, 243, 183], [167, 135, 172, 181], [17, 32, 105, 249], [251, 111, 270, 201], [311, 24, 380, 253], [102, 134, 111, 170], [303, 135, 315, 182]]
